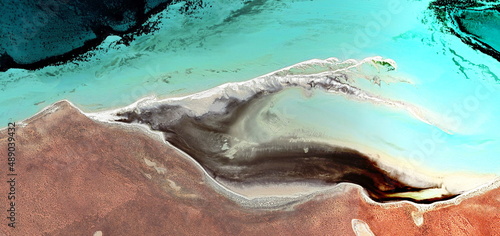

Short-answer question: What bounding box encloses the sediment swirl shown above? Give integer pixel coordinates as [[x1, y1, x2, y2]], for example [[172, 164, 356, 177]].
[[91, 57, 460, 203]]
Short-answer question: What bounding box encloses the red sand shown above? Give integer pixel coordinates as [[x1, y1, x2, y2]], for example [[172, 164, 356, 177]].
[[0, 101, 498, 235]]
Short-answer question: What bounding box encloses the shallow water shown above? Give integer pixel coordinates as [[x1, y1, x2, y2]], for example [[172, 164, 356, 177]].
[[1, 0, 500, 177]]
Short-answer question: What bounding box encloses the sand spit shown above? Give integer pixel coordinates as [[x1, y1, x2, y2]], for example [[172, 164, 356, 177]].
[[86, 73, 495, 203], [0, 100, 498, 235], [79, 56, 499, 202], [89, 56, 451, 133]]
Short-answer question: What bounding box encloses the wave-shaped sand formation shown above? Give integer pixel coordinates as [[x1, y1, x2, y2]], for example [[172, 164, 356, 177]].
[[88, 57, 497, 203], [92, 56, 450, 131]]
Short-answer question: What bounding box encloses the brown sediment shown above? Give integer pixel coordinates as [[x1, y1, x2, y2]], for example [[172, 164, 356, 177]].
[[114, 94, 454, 203], [0, 101, 499, 235]]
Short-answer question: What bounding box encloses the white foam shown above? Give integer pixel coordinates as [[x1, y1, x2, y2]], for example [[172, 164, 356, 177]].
[[83, 57, 500, 203], [31, 56, 496, 209], [88, 56, 450, 134]]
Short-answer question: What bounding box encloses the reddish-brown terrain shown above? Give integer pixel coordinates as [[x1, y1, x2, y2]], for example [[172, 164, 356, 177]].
[[0, 101, 498, 235]]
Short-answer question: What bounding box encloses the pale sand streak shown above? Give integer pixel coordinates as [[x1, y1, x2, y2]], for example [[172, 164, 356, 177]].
[[352, 219, 375, 236], [88, 57, 496, 195], [9, 99, 500, 210], [3, 56, 499, 209]]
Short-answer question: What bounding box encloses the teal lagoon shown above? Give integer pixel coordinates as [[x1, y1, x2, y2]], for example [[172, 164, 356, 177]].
[[1, 0, 499, 176]]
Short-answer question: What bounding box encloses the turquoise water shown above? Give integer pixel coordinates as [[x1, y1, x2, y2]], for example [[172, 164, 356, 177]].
[[1, 0, 499, 175], [459, 9, 500, 52]]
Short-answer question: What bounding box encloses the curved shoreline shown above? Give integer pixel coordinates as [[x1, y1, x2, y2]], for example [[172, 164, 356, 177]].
[[65, 100, 500, 210], [80, 53, 497, 204], [2, 101, 499, 235], [2, 55, 498, 208], [7, 98, 499, 212]]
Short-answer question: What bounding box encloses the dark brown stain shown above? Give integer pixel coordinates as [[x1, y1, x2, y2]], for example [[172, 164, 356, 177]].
[[116, 93, 457, 203]]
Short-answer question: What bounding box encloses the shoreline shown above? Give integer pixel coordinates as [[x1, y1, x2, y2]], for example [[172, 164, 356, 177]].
[[80, 97, 500, 208], [12, 98, 498, 211], [1, 55, 498, 208]]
